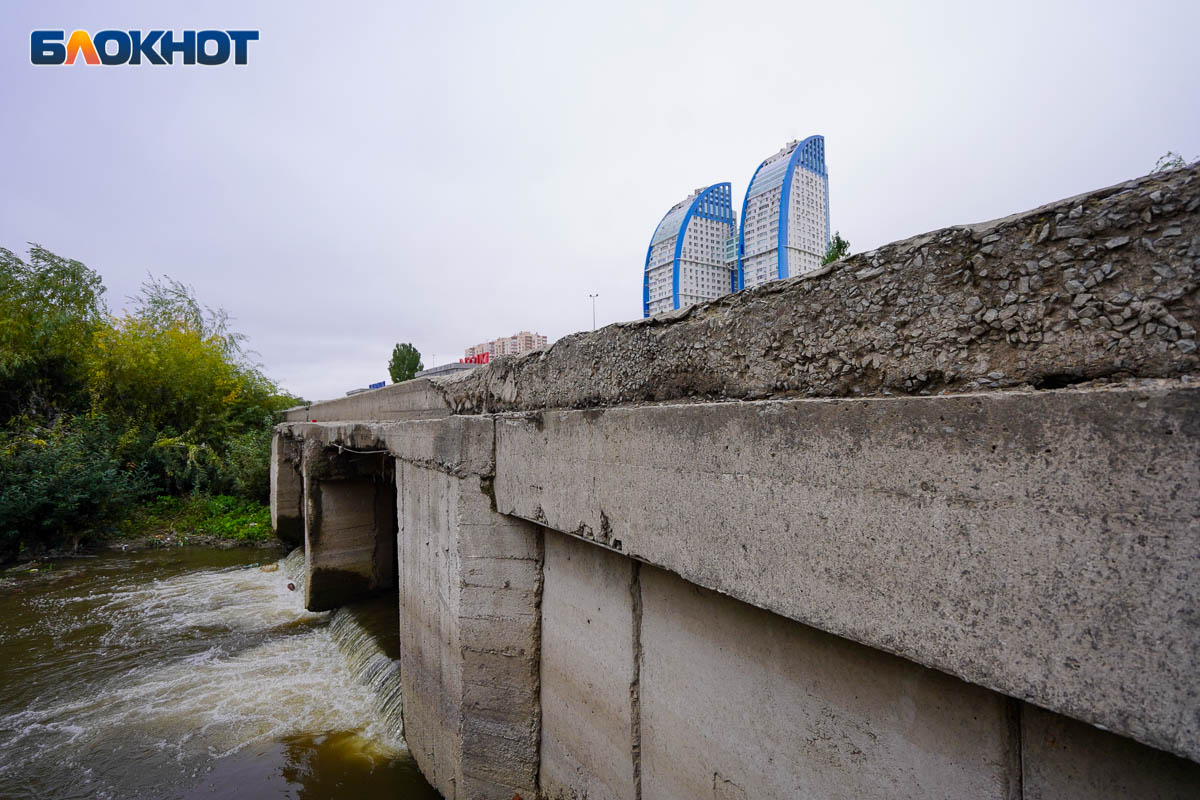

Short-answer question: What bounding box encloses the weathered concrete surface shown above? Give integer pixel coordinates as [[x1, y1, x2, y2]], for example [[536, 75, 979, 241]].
[[302, 475, 396, 612], [435, 165, 1199, 413], [282, 417, 494, 478], [284, 377, 451, 422], [269, 432, 303, 546], [540, 532, 637, 800], [638, 564, 1021, 799], [395, 440, 542, 799], [1021, 704, 1200, 799], [493, 381, 1200, 761]]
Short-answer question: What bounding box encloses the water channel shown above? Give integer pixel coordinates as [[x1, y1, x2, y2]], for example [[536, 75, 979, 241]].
[[0, 547, 440, 799]]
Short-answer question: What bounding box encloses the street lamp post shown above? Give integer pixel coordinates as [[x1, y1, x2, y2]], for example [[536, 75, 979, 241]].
[[588, 293, 598, 331]]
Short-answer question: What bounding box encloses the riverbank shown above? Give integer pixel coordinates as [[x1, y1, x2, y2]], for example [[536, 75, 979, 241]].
[[3, 494, 284, 567]]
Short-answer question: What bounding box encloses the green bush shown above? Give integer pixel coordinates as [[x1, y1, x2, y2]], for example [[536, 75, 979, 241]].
[[0, 415, 153, 559], [220, 422, 274, 502], [122, 418, 274, 502]]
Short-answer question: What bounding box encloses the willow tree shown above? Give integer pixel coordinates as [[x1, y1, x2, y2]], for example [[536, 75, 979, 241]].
[[0, 245, 107, 420]]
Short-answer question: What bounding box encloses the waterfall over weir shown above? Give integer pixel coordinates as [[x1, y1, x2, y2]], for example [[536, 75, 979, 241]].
[[0, 546, 435, 799], [283, 548, 407, 745], [329, 600, 406, 742]]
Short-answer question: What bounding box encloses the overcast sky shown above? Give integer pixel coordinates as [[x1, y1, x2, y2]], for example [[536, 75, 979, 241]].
[[2, 1, 1198, 401]]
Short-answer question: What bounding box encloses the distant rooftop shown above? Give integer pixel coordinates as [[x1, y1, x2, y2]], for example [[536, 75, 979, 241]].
[[416, 362, 480, 379]]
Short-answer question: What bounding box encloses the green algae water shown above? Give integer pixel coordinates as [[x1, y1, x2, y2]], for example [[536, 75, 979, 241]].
[[0, 547, 440, 799]]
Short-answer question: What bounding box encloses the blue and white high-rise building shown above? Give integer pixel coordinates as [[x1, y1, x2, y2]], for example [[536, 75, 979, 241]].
[[737, 136, 829, 290], [643, 183, 737, 317]]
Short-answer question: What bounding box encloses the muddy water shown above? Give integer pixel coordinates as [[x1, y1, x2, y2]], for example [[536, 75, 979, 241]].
[[0, 547, 439, 799]]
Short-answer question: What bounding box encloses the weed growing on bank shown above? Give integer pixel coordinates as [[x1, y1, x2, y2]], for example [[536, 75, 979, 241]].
[[118, 495, 273, 545]]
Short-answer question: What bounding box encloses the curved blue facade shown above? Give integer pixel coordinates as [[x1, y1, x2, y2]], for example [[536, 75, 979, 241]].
[[643, 183, 736, 317], [737, 136, 828, 289], [736, 160, 766, 292]]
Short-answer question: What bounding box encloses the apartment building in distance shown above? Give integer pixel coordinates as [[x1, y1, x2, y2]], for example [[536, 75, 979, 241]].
[[643, 183, 737, 317], [738, 135, 829, 289], [464, 331, 548, 359], [641, 136, 830, 316]]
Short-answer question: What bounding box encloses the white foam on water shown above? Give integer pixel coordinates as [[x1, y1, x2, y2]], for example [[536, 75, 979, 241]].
[[0, 550, 406, 792], [91, 552, 323, 643]]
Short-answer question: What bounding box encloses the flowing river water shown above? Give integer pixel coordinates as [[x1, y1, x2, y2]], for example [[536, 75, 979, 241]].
[[0, 547, 440, 799]]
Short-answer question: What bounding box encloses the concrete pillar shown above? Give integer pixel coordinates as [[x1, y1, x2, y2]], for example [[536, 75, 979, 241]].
[[394, 419, 542, 800], [302, 456, 397, 612], [269, 432, 304, 547]]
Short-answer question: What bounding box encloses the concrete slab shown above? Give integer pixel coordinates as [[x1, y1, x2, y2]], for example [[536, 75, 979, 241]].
[[284, 377, 451, 422], [540, 532, 638, 800], [494, 383, 1200, 761], [638, 565, 1020, 799]]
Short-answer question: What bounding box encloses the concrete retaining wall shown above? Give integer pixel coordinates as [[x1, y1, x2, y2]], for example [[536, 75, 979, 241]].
[[282, 418, 543, 799], [1021, 705, 1200, 800], [395, 461, 543, 799], [540, 533, 637, 800], [637, 563, 1019, 799], [273, 379, 1200, 797], [302, 473, 396, 612]]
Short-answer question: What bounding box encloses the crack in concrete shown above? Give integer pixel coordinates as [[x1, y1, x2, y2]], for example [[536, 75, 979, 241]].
[[630, 561, 643, 800]]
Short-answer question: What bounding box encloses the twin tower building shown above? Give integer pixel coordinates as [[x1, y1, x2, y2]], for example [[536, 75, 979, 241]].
[[642, 135, 829, 317]]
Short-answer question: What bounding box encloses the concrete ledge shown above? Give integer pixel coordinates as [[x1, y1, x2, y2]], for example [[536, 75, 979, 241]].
[[284, 377, 451, 422], [492, 381, 1200, 762], [278, 416, 494, 477]]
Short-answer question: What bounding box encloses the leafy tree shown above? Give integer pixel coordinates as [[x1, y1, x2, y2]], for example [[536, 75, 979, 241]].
[[389, 342, 423, 383], [822, 231, 851, 265], [1153, 151, 1197, 172], [0, 245, 107, 420]]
